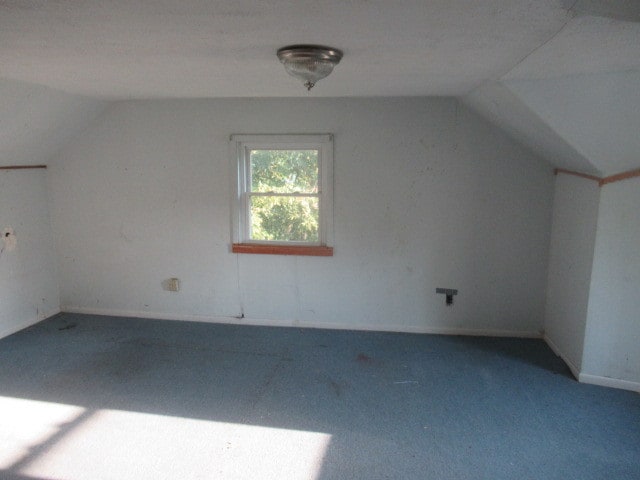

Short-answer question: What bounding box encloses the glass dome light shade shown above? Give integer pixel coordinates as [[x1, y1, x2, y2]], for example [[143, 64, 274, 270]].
[[277, 45, 343, 91]]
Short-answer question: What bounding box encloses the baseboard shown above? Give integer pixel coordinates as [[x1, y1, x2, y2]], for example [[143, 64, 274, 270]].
[[0, 307, 61, 340], [542, 335, 639, 392], [61, 305, 541, 338], [578, 373, 640, 393], [416, 326, 541, 338], [543, 334, 580, 380]]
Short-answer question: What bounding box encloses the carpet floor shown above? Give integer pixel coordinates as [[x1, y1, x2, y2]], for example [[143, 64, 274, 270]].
[[0, 313, 638, 480]]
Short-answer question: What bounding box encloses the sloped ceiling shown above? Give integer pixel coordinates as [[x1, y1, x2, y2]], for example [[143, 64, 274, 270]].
[[463, 8, 640, 176], [0, 80, 107, 166], [503, 71, 640, 176], [0, 1, 638, 174]]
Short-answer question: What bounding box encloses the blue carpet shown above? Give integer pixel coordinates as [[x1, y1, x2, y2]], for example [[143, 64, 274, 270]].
[[0, 313, 638, 479]]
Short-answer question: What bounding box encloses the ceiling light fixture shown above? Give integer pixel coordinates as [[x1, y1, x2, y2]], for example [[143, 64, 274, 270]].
[[277, 45, 343, 91]]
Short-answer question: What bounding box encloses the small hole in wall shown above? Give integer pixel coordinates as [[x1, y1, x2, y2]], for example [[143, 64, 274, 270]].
[[2, 228, 17, 252]]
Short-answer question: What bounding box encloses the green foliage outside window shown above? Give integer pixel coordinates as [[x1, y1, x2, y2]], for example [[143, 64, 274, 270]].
[[249, 150, 320, 242]]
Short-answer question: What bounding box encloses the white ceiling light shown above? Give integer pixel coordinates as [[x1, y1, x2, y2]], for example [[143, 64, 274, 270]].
[[277, 45, 343, 91]]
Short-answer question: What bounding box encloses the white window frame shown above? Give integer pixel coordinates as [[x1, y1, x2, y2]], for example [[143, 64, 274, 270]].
[[230, 134, 334, 248]]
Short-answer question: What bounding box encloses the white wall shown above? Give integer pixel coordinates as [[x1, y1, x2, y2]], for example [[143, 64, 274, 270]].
[[581, 177, 640, 390], [0, 169, 60, 338], [544, 174, 600, 376], [0, 78, 106, 339], [48, 97, 554, 335]]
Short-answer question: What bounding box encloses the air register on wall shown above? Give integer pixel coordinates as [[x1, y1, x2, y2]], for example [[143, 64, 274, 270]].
[[436, 288, 458, 306]]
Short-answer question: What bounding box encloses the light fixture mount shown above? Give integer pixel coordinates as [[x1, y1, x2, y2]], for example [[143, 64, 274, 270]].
[[277, 45, 343, 91]]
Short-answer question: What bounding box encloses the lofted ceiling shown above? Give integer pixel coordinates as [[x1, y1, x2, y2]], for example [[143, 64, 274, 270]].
[[0, 0, 638, 174]]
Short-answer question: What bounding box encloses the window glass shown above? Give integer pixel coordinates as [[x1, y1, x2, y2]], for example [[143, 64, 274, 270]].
[[250, 195, 319, 242], [250, 150, 319, 194]]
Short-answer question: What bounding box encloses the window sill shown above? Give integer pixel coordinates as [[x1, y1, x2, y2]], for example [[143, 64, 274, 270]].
[[232, 243, 334, 257]]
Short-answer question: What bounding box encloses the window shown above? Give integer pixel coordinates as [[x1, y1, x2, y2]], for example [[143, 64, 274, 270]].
[[230, 134, 333, 256]]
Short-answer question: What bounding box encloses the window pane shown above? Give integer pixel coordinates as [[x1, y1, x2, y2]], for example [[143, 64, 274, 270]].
[[250, 195, 319, 242], [250, 150, 318, 194]]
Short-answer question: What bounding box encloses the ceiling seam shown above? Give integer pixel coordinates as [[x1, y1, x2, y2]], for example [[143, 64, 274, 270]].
[[463, 0, 580, 98], [497, 0, 580, 82]]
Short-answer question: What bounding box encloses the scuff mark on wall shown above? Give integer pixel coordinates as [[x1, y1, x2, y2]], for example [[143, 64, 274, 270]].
[[1, 227, 17, 257], [119, 221, 133, 243]]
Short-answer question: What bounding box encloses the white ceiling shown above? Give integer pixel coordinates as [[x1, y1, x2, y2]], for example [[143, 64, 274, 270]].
[[0, 79, 107, 166], [0, 0, 598, 98], [463, 5, 640, 176], [0, 0, 638, 174]]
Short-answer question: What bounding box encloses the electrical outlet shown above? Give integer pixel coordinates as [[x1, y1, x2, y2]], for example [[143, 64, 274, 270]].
[[162, 278, 180, 292]]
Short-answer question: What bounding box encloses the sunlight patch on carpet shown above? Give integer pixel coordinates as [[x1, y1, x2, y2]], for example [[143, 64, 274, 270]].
[[0, 395, 331, 480]]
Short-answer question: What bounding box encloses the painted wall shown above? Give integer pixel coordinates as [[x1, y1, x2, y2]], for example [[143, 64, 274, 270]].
[[544, 174, 600, 375], [0, 169, 60, 338], [48, 98, 554, 335], [582, 177, 640, 389]]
